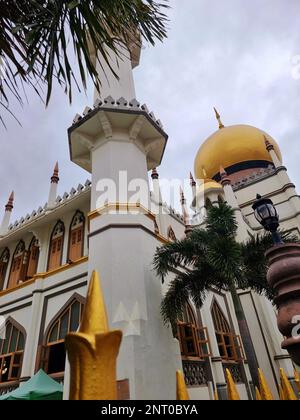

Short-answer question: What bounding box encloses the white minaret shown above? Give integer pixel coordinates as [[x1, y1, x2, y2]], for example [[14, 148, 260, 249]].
[[68, 35, 181, 399], [89, 34, 141, 102], [220, 167, 250, 241], [47, 162, 59, 209], [0, 192, 14, 236]]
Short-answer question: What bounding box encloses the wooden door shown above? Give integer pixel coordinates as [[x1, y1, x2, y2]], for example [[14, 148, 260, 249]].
[[69, 227, 83, 262], [48, 237, 63, 271], [8, 255, 23, 289], [27, 246, 40, 279]]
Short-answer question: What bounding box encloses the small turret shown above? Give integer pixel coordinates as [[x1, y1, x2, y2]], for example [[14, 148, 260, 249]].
[[0, 191, 14, 235], [48, 162, 59, 209]]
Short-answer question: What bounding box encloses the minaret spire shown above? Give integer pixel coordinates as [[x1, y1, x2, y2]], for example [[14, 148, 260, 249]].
[[264, 135, 281, 168], [214, 107, 225, 129], [48, 162, 59, 209], [5, 191, 14, 212], [180, 187, 192, 235], [151, 168, 162, 205], [0, 191, 14, 235]]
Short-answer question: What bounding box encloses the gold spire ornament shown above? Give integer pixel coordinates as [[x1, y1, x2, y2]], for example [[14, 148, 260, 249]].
[[214, 107, 225, 129], [280, 368, 298, 401], [279, 385, 285, 401], [255, 387, 262, 401], [295, 370, 300, 395], [214, 389, 219, 401], [225, 368, 240, 400], [176, 370, 190, 400], [65, 271, 122, 400], [258, 368, 274, 400]]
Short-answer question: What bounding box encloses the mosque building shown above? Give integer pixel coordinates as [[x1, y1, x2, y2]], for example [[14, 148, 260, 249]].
[[0, 35, 298, 400]]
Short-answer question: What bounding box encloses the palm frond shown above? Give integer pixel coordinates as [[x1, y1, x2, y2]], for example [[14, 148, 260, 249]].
[[0, 0, 169, 121], [206, 202, 238, 238], [153, 229, 210, 281]]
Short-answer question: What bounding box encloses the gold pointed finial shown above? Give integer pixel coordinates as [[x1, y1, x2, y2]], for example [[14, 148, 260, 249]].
[[279, 384, 285, 400], [79, 270, 109, 335], [176, 371, 190, 400], [66, 271, 122, 400], [280, 368, 298, 400], [214, 389, 219, 401], [258, 368, 274, 400], [214, 107, 225, 129], [255, 387, 262, 401], [295, 370, 300, 395], [225, 369, 240, 400]]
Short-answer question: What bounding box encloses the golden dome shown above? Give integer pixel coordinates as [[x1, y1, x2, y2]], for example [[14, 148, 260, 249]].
[[202, 179, 222, 191], [195, 124, 282, 181]]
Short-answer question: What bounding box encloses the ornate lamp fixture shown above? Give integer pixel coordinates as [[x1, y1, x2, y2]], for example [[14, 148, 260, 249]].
[[252, 194, 283, 244]]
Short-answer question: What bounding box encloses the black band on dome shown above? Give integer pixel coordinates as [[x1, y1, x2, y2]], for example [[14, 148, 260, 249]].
[[213, 160, 275, 182]]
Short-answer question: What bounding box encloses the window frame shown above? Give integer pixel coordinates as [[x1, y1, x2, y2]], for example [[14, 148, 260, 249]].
[[67, 211, 85, 263], [211, 299, 244, 363], [0, 319, 26, 384], [39, 297, 85, 376], [47, 221, 65, 271], [7, 241, 26, 289]]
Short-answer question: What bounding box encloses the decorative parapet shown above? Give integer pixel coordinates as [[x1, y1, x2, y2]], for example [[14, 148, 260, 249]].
[[72, 96, 164, 131], [3, 181, 91, 236]]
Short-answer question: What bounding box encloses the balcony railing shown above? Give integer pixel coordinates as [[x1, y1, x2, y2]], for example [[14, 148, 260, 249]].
[[0, 380, 19, 396], [182, 360, 209, 387]]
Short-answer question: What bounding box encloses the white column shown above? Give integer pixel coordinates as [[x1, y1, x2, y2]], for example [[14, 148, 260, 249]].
[[93, 42, 137, 102], [220, 168, 249, 242], [265, 139, 300, 220], [20, 283, 44, 378]]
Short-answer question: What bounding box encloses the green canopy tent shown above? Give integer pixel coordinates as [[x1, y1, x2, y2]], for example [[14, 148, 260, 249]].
[[0, 369, 63, 400]]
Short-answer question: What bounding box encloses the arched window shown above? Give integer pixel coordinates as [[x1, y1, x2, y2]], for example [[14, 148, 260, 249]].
[[48, 221, 65, 271], [211, 299, 243, 362], [0, 319, 25, 383], [167, 226, 177, 242], [177, 303, 210, 360], [0, 249, 10, 291], [68, 211, 85, 262], [40, 298, 84, 375], [26, 238, 40, 279], [8, 241, 26, 289]]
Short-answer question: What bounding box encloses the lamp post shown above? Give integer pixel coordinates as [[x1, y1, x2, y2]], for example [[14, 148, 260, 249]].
[[252, 195, 300, 368], [252, 194, 283, 245]]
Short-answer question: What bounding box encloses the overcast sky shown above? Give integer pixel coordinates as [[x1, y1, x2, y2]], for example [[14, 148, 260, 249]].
[[1, 0, 300, 221]]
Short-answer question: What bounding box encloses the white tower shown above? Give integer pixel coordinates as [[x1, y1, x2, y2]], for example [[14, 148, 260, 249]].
[[47, 162, 59, 209], [0, 192, 14, 236], [68, 37, 181, 399]]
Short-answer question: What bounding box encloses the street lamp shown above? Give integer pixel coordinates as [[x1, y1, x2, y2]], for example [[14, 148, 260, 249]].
[[252, 194, 283, 245], [253, 195, 300, 368]]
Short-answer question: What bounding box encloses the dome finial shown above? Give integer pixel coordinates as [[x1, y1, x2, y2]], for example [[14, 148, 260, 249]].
[[214, 107, 225, 129]]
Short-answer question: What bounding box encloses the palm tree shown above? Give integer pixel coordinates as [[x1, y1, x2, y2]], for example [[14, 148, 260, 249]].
[[154, 202, 294, 388], [0, 0, 169, 122]]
